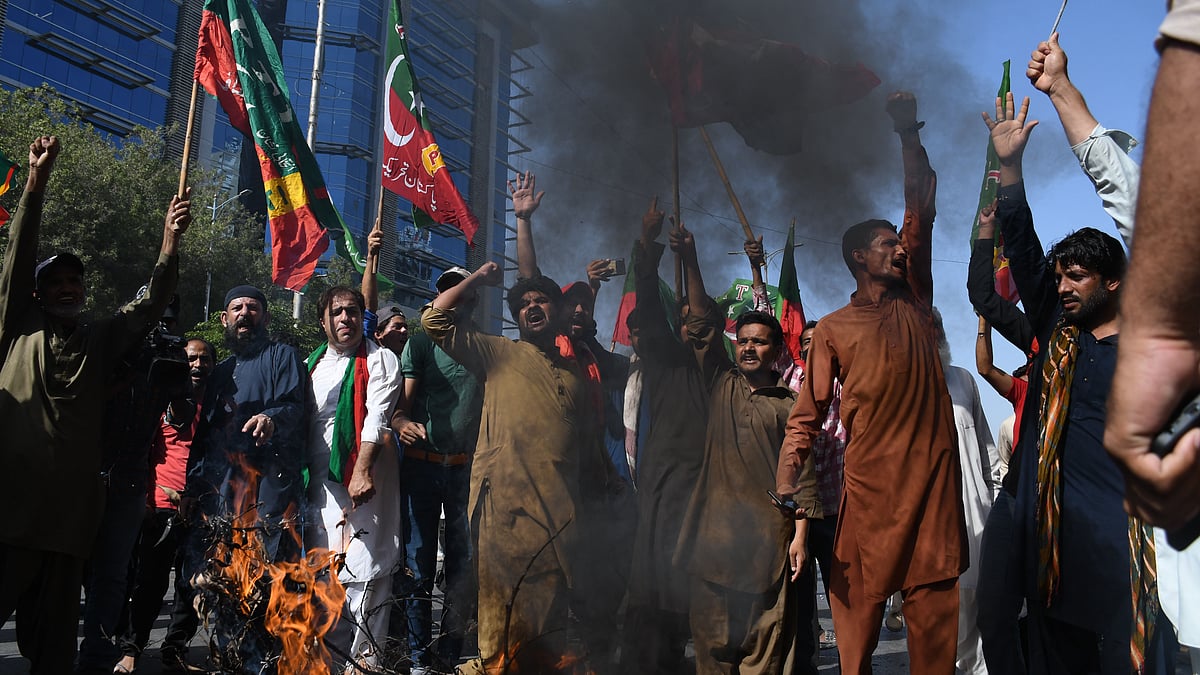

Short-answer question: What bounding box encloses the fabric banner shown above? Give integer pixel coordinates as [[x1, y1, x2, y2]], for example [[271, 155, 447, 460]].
[[0, 149, 18, 227], [969, 60, 1020, 303], [195, 0, 340, 291], [776, 223, 807, 366], [379, 0, 479, 243]]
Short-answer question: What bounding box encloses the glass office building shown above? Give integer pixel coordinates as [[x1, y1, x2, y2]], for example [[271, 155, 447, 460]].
[[222, 0, 536, 331], [0, 0, 534, 332]]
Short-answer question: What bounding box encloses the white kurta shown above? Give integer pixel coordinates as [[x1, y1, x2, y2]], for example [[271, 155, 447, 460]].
[[946, 365, 998, 675], [306, 339, 403, 583], [945, 366, 998, 588], [1155, 530, 1200, 653]]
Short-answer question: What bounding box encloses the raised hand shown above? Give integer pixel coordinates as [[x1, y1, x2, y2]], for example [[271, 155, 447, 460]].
[[885, 91, 918, 131], [977, 200, 997, 239], [667, 217, 694, 256], [744, 235, 765, 268], [508, 171, 544, 219], [476, 260, 503, 287], [982, 92, 1039, 167], [642, 196, 665, 243], [1027, 32, 1069, 96], [587, 259, 614, 288], [367, 227, 384, 257], [28, 135, 60, 170], [164, 190, 192, 237]]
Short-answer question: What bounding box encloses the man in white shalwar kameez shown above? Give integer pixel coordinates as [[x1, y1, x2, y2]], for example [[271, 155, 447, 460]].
[[305, 286, 402, 672], [935, 309, 999, 675]]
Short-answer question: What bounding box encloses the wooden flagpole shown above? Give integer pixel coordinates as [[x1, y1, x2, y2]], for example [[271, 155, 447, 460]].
[[176, 79, 200, 199], [369, 192, 384, 275], [698, 125, 756, 243]]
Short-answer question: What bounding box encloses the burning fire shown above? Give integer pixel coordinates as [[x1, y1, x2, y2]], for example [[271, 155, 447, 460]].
[[197, 455, 347, 674]]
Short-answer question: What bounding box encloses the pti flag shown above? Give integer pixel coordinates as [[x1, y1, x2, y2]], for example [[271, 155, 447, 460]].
[[0, 149, 18, 227], [195, 0, 336, 291], [776, 223, 807, 366], [969, 61, 1019, 303], [612, 243, 678, 347], [379, 0, 479, 243]]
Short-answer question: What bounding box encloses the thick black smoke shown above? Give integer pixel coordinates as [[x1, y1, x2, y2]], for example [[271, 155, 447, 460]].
[[513, 0, 1048, 336]]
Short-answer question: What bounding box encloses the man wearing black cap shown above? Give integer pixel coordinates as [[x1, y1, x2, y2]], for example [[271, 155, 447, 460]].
[[390, 265, 481, 674], [0, 136, 190, 675], [185, 285, 309, 560]]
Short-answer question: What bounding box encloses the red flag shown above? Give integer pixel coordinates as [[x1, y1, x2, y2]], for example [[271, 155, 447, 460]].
[[649, 21, 880, 155], [612, 243, 677, 346], [776, 223, 807, 366], [195, 0, 336, 291], [379, 1, 479, 243]]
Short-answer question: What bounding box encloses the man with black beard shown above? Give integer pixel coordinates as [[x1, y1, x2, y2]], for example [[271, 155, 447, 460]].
[[986, 93, 1175, 673], [187, 285, 308, 561], [174, 286, 308, 670]]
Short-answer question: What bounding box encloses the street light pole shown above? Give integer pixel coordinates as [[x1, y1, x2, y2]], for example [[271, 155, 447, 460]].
[[205, 189, 252, 319]]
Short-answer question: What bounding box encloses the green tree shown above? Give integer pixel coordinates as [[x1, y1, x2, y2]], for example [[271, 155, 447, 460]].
[[0, 86, 276, 330]]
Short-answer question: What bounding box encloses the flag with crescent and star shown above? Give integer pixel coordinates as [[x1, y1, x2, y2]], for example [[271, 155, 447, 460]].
[[194, 0, 337, 291], [969, 61, 1019, 303], [379, 0, 479, 244]]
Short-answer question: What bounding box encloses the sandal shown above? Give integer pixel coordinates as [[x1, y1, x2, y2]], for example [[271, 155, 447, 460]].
[[113, 655, 137, 674], [819, 629, 838, 650]]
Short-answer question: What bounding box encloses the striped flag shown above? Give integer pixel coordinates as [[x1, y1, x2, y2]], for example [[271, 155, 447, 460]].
[[194, 0, 336, 291], [0, 149, 18, 227], [970, 61, 1019, 302]]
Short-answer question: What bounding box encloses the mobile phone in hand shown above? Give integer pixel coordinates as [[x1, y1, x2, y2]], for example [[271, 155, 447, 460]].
[[602, 258, 626, 276], [767, 490, 804, 518]]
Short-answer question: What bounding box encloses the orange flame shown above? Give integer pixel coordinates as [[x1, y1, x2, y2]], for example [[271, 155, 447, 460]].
[[208, 455, 347, 674]]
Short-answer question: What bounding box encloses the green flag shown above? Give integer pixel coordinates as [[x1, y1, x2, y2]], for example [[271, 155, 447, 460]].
[[969, 61, 1019, 302]]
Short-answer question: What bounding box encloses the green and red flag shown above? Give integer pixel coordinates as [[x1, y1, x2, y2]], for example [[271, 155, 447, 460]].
[[0, 149, 19, 227], [194, 0, 337, 291], [612, 243, 677, 347], [969, 61, 1019, 303], [776, 223, 807, 366], [379, 0, 479, 243]]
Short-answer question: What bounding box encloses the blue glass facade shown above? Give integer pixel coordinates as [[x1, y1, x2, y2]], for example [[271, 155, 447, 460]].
[[270, 0, 532, 330], [0, 0, 179, 135], [0, 0, 532, 332]]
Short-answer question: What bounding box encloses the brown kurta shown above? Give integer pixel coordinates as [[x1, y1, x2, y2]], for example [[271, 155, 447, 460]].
[[776, 141, 966, 603], [675, 301, 819, 592], [673, 301, 820, 675], [423, 306, 608, 666], [626, 240, 709, 614]]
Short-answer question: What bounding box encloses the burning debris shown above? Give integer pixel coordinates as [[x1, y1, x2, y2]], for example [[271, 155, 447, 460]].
[[190, 461, 347, 674]]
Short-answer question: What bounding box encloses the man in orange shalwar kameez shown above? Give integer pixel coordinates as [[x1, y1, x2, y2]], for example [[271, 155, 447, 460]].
[[776, 91, 967, 674]]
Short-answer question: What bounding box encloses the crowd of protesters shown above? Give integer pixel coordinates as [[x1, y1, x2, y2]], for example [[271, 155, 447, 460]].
[[2, 13, 1200, 675]]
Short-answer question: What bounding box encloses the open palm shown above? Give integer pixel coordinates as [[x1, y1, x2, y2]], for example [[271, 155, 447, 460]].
[[982, 92, 1038, 165]]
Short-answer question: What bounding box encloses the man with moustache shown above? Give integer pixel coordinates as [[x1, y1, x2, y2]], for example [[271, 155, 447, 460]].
[[0, 136, 190, 675], [305, 286, 402, 672], [116, 338, 216, 674], [672, 223, 820, 675], [985, 92, 1176, 673], [777, 92, 967, 674], [186, 285, 309, 561], [422, 256, 615, 674]]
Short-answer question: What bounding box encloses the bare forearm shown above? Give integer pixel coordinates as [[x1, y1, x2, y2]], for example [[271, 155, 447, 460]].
[[1125, 41, 1200, 338], [1047, 81, 1099, 147], [516, 216, 537, 279], [355, 440, 383, 475]]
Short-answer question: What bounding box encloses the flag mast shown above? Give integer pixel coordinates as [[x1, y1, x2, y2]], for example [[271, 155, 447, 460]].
[[296, 0, 331, 319], [177, 79, 200, 199], [697, 125, 757, 244]]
